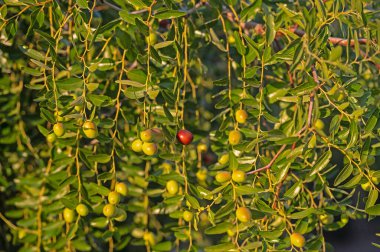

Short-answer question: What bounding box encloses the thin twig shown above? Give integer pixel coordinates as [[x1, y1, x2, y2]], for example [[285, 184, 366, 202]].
[[224, 10, 372, 47], [246, 144, 287, 175]]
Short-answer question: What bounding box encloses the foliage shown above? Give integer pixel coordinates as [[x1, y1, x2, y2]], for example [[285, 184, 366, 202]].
[[0, 0, 380, 251]]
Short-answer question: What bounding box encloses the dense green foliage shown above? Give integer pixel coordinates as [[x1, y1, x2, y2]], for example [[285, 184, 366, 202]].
[[0, 0, 380, 251]]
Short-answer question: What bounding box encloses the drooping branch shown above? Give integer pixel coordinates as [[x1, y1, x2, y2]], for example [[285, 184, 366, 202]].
[[225, 10, 371, 47]]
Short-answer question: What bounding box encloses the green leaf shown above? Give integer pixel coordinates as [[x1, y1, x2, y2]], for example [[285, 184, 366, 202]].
[[365, 112, 378, 133], [236, 185, 260, 196], [87, 94, 114, 107], [233, 31, 246, 56], [154, 41, 174, 50], [185, 194, 200, 210], [284, 181, 302, 199], [205, 222, 233, 235], [289, 208, 321, 219], [152, 241, 172, 251], [116, 80, 145, 87], [87, 154, 111, 163], [97, 172, 114, 181], [289, 82, 316, 95], [20, 46, 50, 61], [155, 10, 186, 19], [56, 78, 83, 91], [334, 163, 353, 186], [347, 120, 359, 148], [204, 243, 235, 252], [265, 14, 275, 45], [76, 0, 88, 9], [366, 204, 380, 216], [309, 150, 332, 176], [340, 174, 362, 189], [366, 189, 378, 209]]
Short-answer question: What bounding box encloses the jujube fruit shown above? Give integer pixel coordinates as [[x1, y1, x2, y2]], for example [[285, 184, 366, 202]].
[[176, 129, 194, 145], [232, 170, 246, 183], [319, 214, 334, 225], [143, 231, 156, 246], [361, 181, 371, 191], [166, 180, 179, 195], [103, 204, 116, 217], [53, 123, 65, 137], [183, 211, 193, 222], [63, 208, 75, 223], [115, 182, 128, 196], [142, 142, 158, 156], [218, 153, 229, 165], [196, 168, 208, 181], [314, 119, 325, 130], [76, 203, 89, 217], [290, 233, 305, 248], [228, 130, 241, 145], [108, 191, 120, 205], [131, 139, 143, 152], [197, 143, 207, 152], [140, 129, 153, 142], [215, 171, 231, 183], [82, 121, 98, 138], [236, 207, 251, 223], [235, 109, 248, 124], [47, 133, 56, 143]]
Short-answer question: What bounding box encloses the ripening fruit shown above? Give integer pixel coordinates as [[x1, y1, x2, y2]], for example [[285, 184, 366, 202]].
[[103, 204, 116, 217], [229, 130, 242, 145], [162, 162, 172, 174], [63, 208, 75, 223], [183, 211, 193, 222], [227, 229, 235, 237], [290, 233, 305, 248], [219, 153, 229, 165], [18, 229, 26, 239], [196, 168, 208, 181], [232, 170, 246, 183], [131, 139, 143, 152], [228, 35, 235, 44], [140, 129, 153, 142], [82, 121, 98, 139], [235, 109, 248, 124], [76, 204, 89, 217], [54, 111, 64, 122], [215, 171, 231, 183], [108, 191, 121, 205], [53, 123, 65, 137], [47, 133, 56, 143], [319, 214, 334, 225], [176, 129, 194, 145], [143, 232, 156, 246], [314, 119, 325, 130], [146, 33, 157, 45], [197, 143, 208, 153], [334, 89, 345, 101], [166, 180, 179, 195], [372, 176, 379, 185], [341, 214, 349, 224], [142, 142, 158, 156], [114, 208, 127, 222], [361, 181, 371, 191], [115, 182, 128, 196], [236, 207, 251, 223]]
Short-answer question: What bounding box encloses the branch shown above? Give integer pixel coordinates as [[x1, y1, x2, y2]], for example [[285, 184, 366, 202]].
[[225, 10, 371, 47], [246, 144, 287, 175]]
